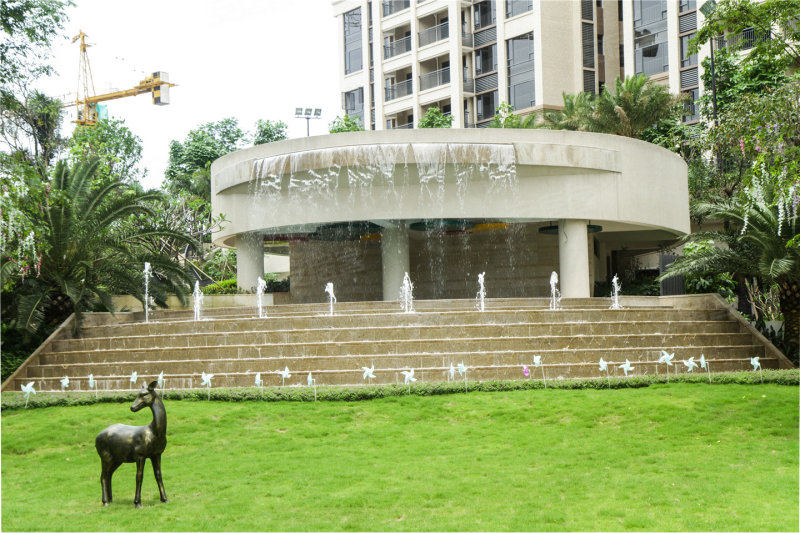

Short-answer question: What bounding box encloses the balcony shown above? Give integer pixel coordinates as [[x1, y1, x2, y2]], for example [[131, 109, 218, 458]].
[[385, 78, 414, 101], [462, 30, 474, 48], [418, 21, 449, 47], [715, 27, 770, 51], [463, 73, 475, 93], [389, 122, 414, 129], [383, 0, 410, 17], [384, 35, 412, 59], [475, 72, 498, 93], [474, 26, 497, 47], [419, 66, 450, 91]]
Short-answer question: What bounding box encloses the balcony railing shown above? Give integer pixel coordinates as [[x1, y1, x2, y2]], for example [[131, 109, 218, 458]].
[[389, 122, 414, 129], [475, 72, 498, 93], [383, 0, 410, 17], [385, 78, 413, 101], [462, 30, 474, 47], [384, 35, 412, 59], [474, 26, 497, 47], [418, 21, 449, 47], [715, 27, 770, 51], [419, 66, 450, 91], [463, 74, 475, 93]]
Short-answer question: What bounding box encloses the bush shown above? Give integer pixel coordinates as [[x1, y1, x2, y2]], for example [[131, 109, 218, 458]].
[[264, 274, 289, 293], [4, 369, 796, 410], [200, 278, 244, 295]]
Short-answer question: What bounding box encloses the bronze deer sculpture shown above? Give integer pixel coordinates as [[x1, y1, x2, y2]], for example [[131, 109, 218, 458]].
[[95, 380, 168, 508]]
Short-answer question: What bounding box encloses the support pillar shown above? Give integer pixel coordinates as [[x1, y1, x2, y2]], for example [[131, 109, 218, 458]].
[[381, 222, 410, 301], [558, 219, 590, 298], [236, 233, 264, 293]]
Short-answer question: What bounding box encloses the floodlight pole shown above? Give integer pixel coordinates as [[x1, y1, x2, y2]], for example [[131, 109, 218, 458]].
[[295, 107, 322, 137]]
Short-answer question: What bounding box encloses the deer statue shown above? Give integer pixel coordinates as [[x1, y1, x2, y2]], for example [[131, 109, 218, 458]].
[[95, 380, 168, 508]]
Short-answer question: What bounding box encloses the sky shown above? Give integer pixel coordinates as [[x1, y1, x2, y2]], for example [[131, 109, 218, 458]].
[[36, 0, 343, 190]]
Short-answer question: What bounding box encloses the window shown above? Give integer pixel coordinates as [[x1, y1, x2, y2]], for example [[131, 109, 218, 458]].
[[476, 90, 498, 121], [344, 8, 363, 75], [633, 0, 668, 75], [681, 33, 697, 67], [474, 1, 496, 29], [344, 88, 364, 126], [507, 32, 535, 110], [679, 0, 696, 13], [597, 34, 604, 55], [475, 44, 497, 75], [506, 0, 532, 19]]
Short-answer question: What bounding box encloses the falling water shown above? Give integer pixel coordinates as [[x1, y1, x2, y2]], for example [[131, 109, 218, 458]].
[[193, 280, 203, 321], [324, 282, 336, 316], [610, 274, 623, 310], [143, 262, 152, 323], [549, 271, 562, 311], [256, 277, 267, 318], [400, 272, 414, 313], [476, 272, 486, 312]]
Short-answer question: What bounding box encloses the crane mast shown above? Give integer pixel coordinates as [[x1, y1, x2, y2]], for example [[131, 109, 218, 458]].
[[70, 31, 175, 126]]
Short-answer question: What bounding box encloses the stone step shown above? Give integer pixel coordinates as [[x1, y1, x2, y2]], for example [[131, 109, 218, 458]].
[[51, 320, 741, 352], [78, 308, 727, 338], [16, 350, 774, 391], [38, 332, 756, 365]]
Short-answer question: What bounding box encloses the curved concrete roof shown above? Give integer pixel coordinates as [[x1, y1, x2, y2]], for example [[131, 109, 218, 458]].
[[211, 129, 689, 248]]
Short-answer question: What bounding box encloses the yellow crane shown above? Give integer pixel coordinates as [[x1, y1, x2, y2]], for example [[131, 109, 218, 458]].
[[68, 30, 175, 126]]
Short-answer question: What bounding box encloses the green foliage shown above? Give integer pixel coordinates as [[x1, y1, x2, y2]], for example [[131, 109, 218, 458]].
[[200, 278, 243, 295], [0, 322, 45, 382], [252, 119, 288, 145], [0, 0, 71, 95], [417, 107, 453, 128], [0, 90, 65, 177], [200, 247, 236, 281], [692, 0, 800, 69], [538, 92, 594, 131], [68, 118, 145, 185], [2, 159, 199, 335], [263, 273, 289, 292], [681, 240, 737, 300], [328, 114, 364, 133], [488, 101, 529, 128]]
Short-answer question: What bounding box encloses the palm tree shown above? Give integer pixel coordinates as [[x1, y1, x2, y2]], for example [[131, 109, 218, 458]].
[[587, 75, 684, 138], [2, 159, 200, 333], [660, 184, 799, 358], [539, 91, 596, 131]]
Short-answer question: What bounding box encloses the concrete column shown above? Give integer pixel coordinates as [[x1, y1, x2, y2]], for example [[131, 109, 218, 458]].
[[236, 233, 264, 293], [558, 219, 590, 298], [381, 222, 410, 301]]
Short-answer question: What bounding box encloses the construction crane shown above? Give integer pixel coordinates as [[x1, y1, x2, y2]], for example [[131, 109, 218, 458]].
[[68, 30, 175, 126]]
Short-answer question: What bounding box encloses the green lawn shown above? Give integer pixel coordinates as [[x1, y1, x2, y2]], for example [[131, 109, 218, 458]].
[[2, 384, 797, 531]]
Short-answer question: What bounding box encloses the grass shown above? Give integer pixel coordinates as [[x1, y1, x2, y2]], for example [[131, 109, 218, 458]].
[[2, 384, 797, 531]]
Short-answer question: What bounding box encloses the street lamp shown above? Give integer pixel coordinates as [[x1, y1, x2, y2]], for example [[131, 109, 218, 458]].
[[295, 107, 322, 137]]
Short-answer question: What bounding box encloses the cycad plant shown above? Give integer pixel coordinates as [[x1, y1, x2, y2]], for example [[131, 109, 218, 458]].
[[660, 183, 799, 358], [2, 159, 199, 333]]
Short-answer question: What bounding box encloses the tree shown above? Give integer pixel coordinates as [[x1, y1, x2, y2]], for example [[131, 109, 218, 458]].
[[0, 0, 71, 97], [659, 182, 799, 359], [538, 92, 595, 131], [253, 119, 288, 145], [692, 0, 800, 69], [328, 114, 364, 133], [68, 118, 145, 186], [1, 159, 199, 334], [586, 75, 684, 138], [417, 107, 453, 128], [0, 90, 65, 178]]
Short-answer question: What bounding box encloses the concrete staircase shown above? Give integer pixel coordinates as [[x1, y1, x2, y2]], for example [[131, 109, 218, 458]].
[[4, 296, 791, 393]]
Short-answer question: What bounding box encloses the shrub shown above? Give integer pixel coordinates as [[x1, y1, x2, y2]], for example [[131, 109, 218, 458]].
[[200, 278, 243, 295]]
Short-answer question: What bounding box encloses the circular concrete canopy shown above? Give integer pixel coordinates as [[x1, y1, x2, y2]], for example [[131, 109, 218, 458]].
[[210, 129, 689, 248]]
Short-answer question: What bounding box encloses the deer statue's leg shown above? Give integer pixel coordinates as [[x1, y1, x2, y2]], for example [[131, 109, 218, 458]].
[[151, 454, 168, 503], [134, 458, 146, 508], [101, 460, 121, 505]]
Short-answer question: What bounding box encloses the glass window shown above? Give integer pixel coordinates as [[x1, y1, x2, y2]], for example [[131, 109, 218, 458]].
[[476, 90, 498, 121], [475, 44, 497, 75], [344, 8, 363, 75], [681, 33, 697, 67], [679, 0, 696, 13], [344, 88, 364, 126], [506, 0, 532, 19], [633, 0, 668, 75], [507, 32, 535, 110], [474, 1, 496, 29]]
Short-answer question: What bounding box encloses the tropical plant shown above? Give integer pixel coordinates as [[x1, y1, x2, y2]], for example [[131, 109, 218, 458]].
[[253, 119, 288, 145], [417, 107, 453, 128], [68, 118, 145, 186], [659, 181, 799, 358], [539, 92, 595, 131], [1, 159, 199, 334], [328, 114, 364, 133]]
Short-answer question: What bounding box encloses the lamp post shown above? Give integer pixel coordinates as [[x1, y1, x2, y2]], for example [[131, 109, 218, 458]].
[[295, 107, 322, 137]]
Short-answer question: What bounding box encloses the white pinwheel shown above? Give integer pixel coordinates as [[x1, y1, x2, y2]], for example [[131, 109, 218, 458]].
[[619, 360, 634, 377], [157, 371, 164, 389], [277, 366, 291, 386], [658, 350, 675, 366], [254, 372, 263, 387], [750, 357, 761, 370], [401, 368, 417, 384], [21, 382, 35, 408], [449, 363, 455, 381], [60, 376, 70, 390], [129, 371, 138, 386], [598, 358, 608, 372], [533, 355, 542, 367], [88, 373, 97, 399], [683, 357, 698, 372], [699, 354, 711, 383], [201, 371, 213, 400], [362, 364, 376, 381], [457, 362, 467, 376], [307, 372, 317, 401]]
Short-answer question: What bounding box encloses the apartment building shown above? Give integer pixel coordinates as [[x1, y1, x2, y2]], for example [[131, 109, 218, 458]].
[[333, 0, 747, 129]]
